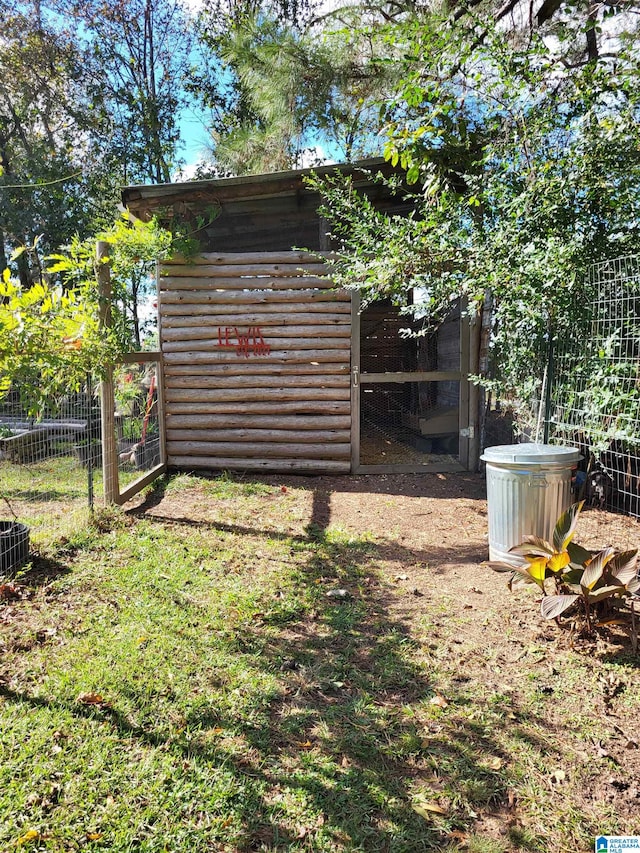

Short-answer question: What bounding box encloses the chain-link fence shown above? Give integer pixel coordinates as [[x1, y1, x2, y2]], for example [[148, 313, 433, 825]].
[[549, 255, 640, 517]]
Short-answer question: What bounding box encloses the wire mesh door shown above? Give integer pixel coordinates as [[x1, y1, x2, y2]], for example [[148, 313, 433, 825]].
[[353, 299, 468, 472]]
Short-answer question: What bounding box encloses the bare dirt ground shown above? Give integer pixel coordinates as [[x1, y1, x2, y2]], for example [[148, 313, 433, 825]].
[[132, 470, 640, 848], [136, 470, 640, 628]]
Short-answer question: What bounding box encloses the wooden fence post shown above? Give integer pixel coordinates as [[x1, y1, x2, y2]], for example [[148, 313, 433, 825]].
[[97, 241, 119, 505]]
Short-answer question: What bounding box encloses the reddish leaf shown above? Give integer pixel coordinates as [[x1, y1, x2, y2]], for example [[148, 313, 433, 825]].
[[0, 583, 22, 601]]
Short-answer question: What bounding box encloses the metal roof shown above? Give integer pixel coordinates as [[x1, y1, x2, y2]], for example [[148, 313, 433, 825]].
[[121, 158, 389, 207]]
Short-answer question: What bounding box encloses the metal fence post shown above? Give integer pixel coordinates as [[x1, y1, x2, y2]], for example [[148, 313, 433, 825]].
[[97, 241, 119, 505], [543, 329, 554, 445]]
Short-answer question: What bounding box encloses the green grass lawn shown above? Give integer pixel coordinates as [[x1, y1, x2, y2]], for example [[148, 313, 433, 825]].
[[1, 473, 639, 852], [0, 450, 156, 552]]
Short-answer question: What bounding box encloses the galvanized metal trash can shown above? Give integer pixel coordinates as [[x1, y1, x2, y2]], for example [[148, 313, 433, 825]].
[[481, 443, 581, 564]]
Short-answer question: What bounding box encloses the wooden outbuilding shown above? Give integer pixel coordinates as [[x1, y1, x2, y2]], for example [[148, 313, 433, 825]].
[[122, 160, 481, 475]]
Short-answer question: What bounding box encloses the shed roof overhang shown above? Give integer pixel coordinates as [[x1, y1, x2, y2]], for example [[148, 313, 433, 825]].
[[121, 158, 412, 253]]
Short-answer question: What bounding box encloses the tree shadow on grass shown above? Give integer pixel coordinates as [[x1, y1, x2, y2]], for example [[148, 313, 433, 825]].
[[122, 480, 546, 847], [0, 476, 557, 852], [0, 567, 547, 851]]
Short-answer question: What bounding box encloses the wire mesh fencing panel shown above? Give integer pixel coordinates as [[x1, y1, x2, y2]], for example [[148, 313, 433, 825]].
[[0, 378, 104, 573], [360, 380, 460, 465], [112, 358, 163, 499], [549, 255, 640, 517]]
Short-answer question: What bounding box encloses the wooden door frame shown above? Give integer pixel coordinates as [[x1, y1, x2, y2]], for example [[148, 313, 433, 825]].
[[350, 294, 473, 473], [100, 351, 168, 506]]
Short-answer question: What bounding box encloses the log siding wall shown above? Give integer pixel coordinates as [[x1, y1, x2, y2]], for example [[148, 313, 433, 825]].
[[159, 252, 352, 473]]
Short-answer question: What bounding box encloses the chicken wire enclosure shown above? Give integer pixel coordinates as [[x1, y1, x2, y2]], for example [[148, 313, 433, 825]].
[[549, 255, 640, 517], [360, 380, 461, 464], [357, 300, 464, 470], [0, 379, 104, 570]]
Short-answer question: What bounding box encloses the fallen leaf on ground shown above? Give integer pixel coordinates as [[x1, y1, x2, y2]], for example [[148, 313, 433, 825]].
[[76, 692, 107, 706], [17, 829, 40, 844], [0, 583, 23, 601], [430, 694, 449, 708], [446, 829, 469, 846], [412, 801, 448, 819], [487, 756, 503, 770], [394, 574, 409, 582], [550, 769, 566, 784]]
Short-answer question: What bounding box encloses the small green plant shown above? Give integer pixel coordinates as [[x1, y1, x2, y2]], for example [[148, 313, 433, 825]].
[[490, 502, 640, 635]]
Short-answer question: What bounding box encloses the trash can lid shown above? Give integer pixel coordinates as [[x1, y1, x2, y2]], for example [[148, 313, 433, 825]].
[[481, 443, 581, 465]]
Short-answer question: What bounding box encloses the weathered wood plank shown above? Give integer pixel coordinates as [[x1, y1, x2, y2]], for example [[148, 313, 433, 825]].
[[162, 337, 351, 353], [165, 387, 351, 403], [161, 311, 351, 327], [120, 351, 162, 364], [161, 325, 351, 342], [167, 428, 350, 444], [166, 414, 351, 430], [160, 263, 329, 278], [165, 251, 330, 265], [164, 362, 350, 377], [163, 349, 350, 365], [159, 275, 333, 291], [116, 464, 167, 506], [168, 455, 351, 473], [165, 401, 350, 415], [160, 301, 352, 317], [167, 440, 350, 459], [164, 374, 350, 390], [160, 289, 350, 305]]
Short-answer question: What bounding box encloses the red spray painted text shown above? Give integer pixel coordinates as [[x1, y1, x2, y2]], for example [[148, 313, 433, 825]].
[[217, 327, 271, 357]]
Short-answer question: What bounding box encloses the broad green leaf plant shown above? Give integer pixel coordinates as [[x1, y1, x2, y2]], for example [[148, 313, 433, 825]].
[[490, 502, 640, 635], [0, 260, 118, 419]]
